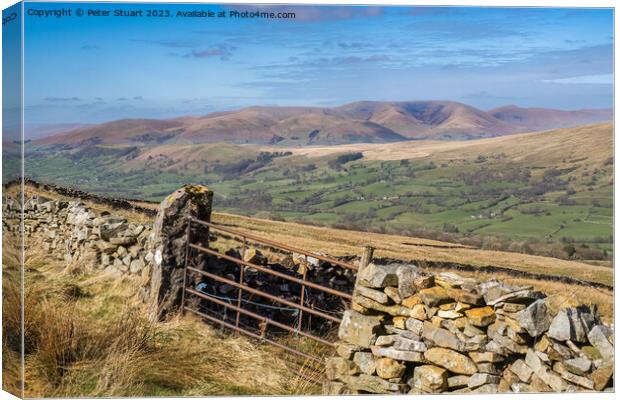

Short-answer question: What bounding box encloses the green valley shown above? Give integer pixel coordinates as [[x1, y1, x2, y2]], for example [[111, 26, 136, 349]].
[[25, 123, 613, 262]]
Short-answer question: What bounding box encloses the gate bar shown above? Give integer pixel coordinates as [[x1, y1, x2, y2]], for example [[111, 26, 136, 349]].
[[187, 265, 341, 323], [298, 255, 308, 334], [235, 258, 245, 327], [189, 243, 352, 300], [185, 287, 334, 346], [191, 217, 358, 271], [184, 306, 321, 362], [180, 218, 193, 315]]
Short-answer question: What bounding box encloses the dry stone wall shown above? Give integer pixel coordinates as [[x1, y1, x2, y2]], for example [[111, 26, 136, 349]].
[[325, 263, 614, 394], [3, 184, 215, 322], [3, 194, 154, 286], [3, 187, 615, 394]]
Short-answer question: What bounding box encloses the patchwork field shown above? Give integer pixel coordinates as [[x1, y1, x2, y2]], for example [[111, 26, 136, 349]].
[[25, 123, 613, 263]]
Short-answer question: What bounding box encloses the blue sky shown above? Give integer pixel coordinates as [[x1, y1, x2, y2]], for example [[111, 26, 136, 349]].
[[3, 2, 22, 138], [22, 3, 613, 124]]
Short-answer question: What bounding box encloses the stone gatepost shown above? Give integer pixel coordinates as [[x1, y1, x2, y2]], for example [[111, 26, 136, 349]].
[[147, 185, 213, 322]]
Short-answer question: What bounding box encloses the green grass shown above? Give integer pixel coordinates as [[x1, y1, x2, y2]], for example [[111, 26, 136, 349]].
[[25, 141, 613, 260]]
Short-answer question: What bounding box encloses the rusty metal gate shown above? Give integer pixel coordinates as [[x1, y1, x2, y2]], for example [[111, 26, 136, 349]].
[[180, 216, 358, 375]]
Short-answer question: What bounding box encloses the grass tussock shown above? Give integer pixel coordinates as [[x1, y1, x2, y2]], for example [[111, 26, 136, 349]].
[[3, 240, 321, 397], [2, 237, 24, 397]]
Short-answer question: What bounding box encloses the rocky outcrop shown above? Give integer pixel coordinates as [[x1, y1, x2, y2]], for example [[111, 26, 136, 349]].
[[326, 266, 614, 394]]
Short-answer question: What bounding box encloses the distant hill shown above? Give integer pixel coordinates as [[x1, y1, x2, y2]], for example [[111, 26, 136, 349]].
[[25, 123, 94, 140], [36, 101, 612, 147], [489, 105, 612, 132], [336, 101, 519, 139], [36, 119, 187, 148]]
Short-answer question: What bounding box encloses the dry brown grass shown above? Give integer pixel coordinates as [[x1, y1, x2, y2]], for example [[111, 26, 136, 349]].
[[14, 182, 612, 287], [2, 239, 23, 398], [261, 122, 613, 167], [212, 212, 613, 287], [2, 239, 322, 397], [1, 341, 22, 397]]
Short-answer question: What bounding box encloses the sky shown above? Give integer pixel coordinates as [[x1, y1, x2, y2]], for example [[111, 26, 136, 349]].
[[21, 3, 614, 124], [3, 2, 22, 139]]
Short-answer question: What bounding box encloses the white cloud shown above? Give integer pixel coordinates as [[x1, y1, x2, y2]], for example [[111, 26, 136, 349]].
[[542, 74, 613, 84]]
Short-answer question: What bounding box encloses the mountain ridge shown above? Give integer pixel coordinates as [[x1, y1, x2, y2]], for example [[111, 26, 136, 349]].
[[488, 105, 613, 132], [36, 101, 612, 147]]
